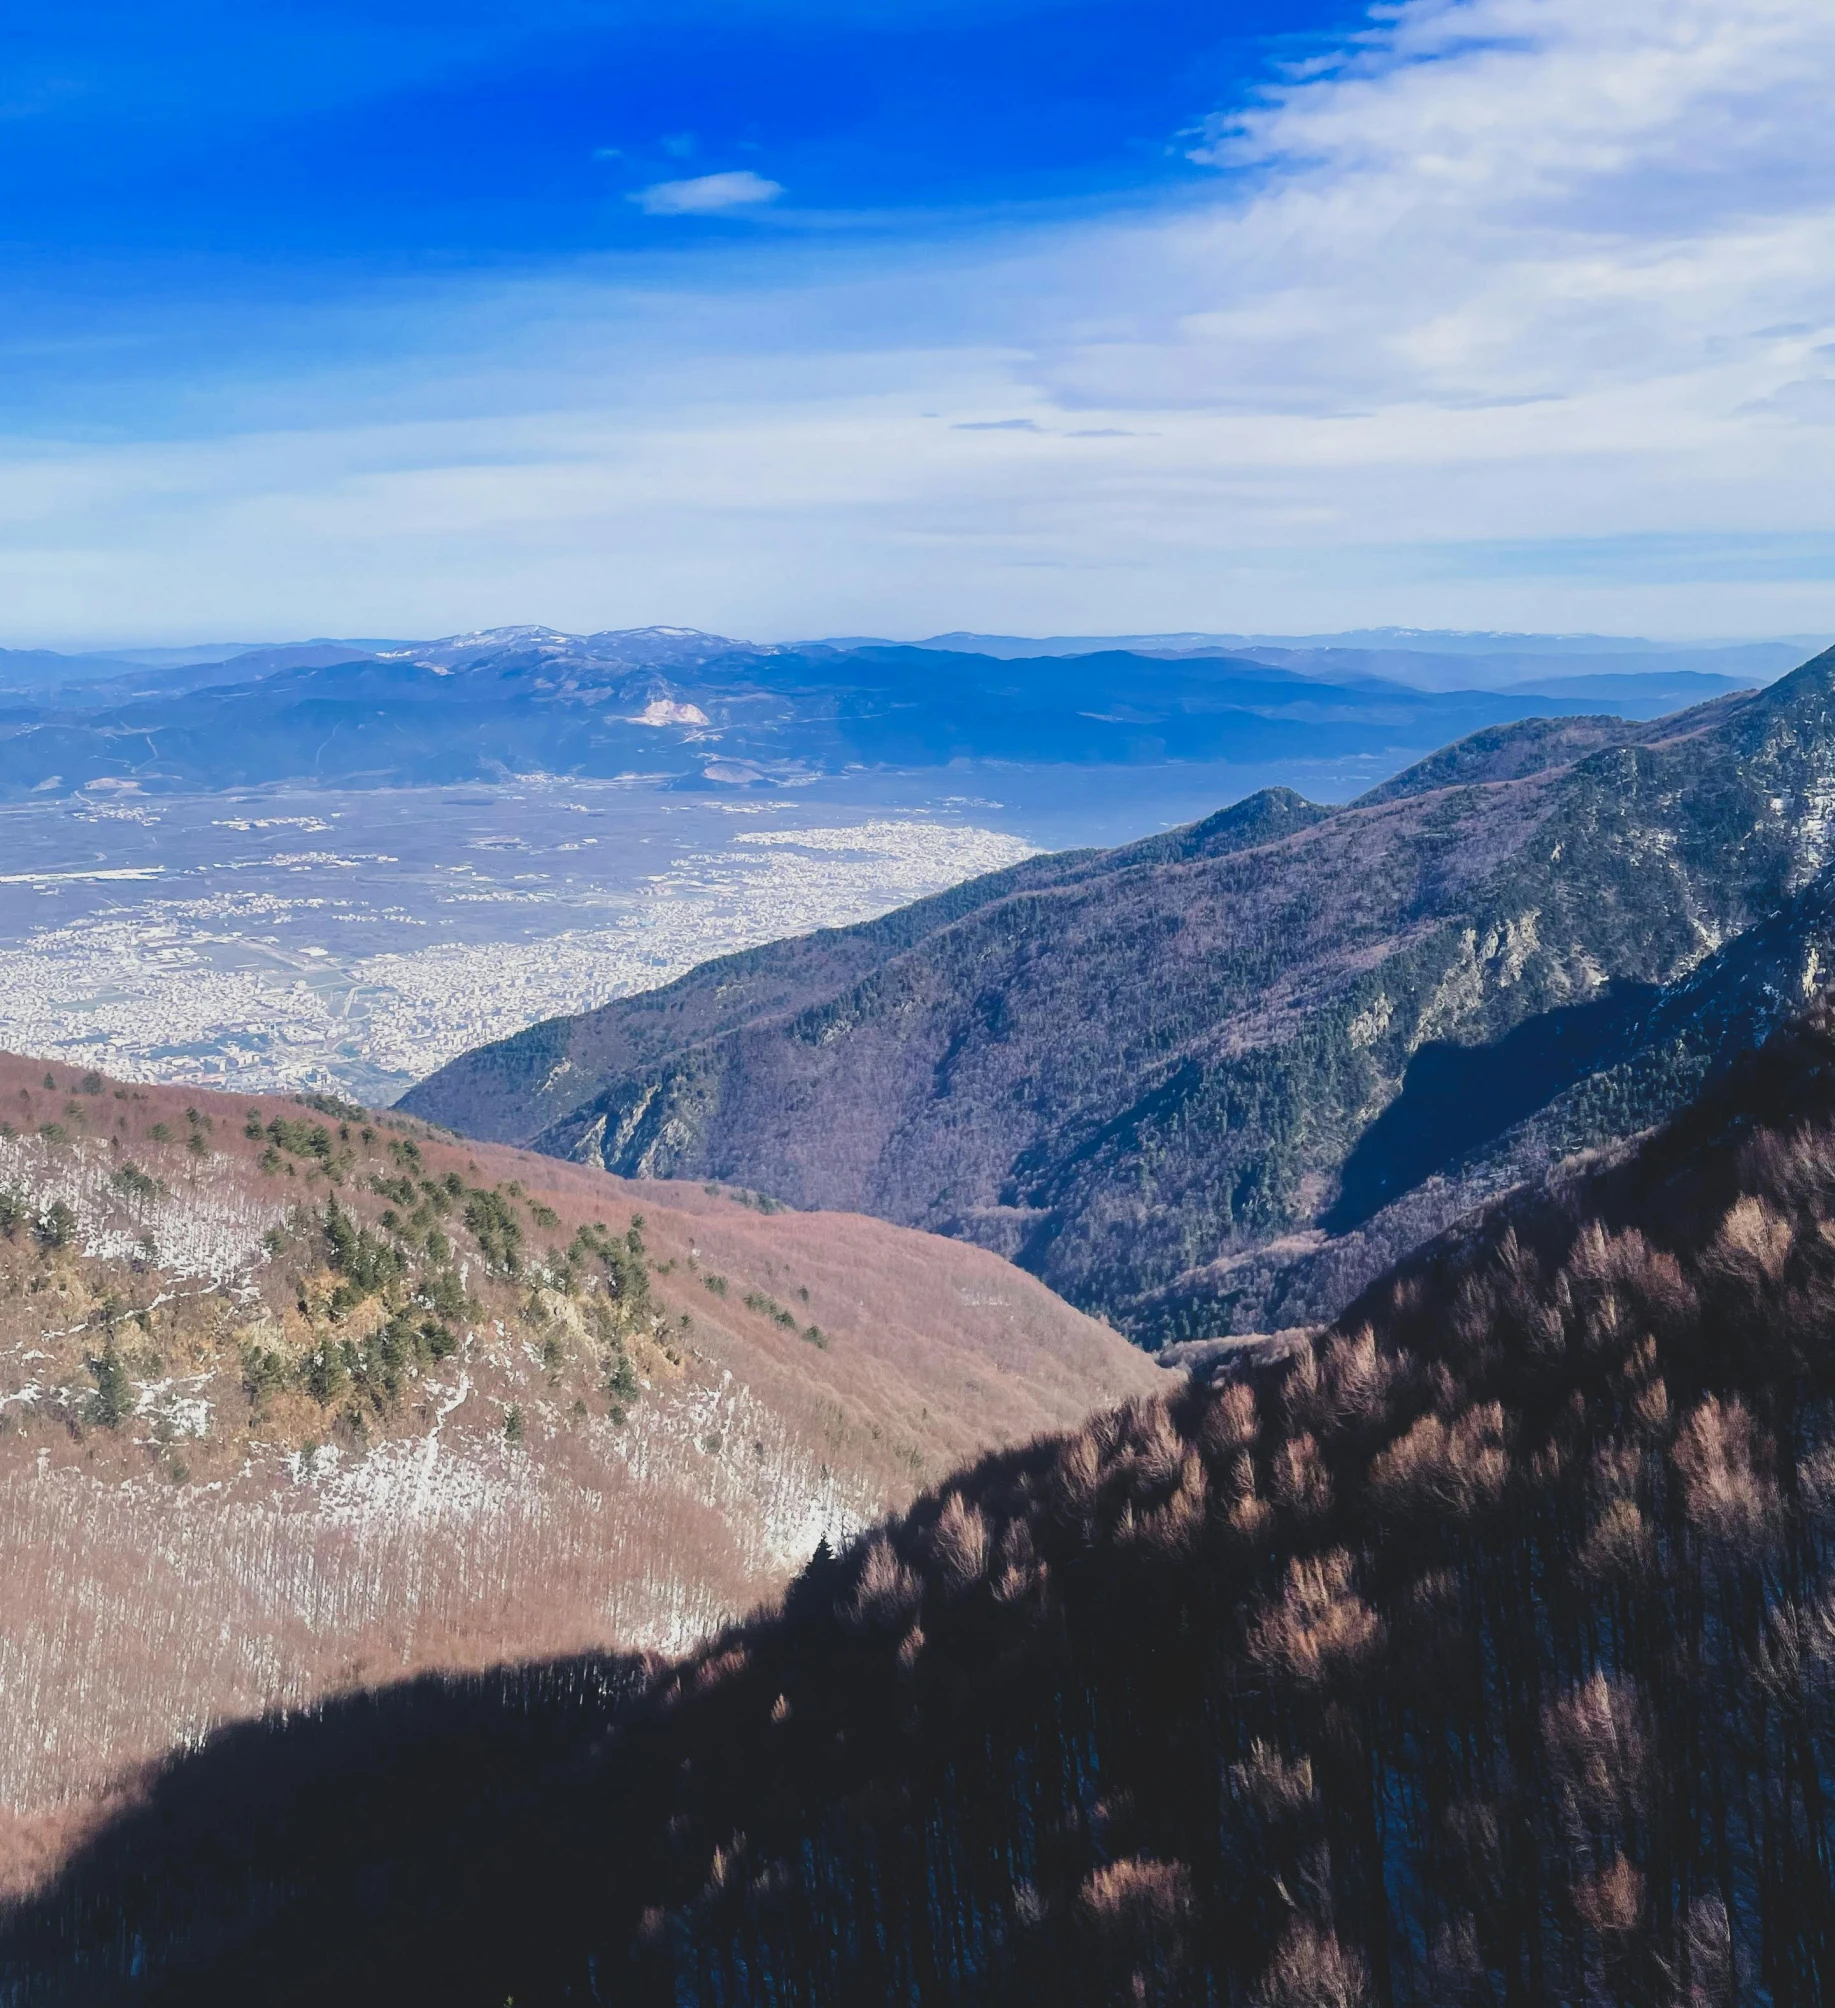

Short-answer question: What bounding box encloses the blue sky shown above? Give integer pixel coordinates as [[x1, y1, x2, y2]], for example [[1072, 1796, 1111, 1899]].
[[2, 1, 1358, 262], [3, 0, 1833, 645]]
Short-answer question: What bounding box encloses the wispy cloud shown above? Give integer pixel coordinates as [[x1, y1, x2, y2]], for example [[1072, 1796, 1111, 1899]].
[[5, 0, 1835, 644], [1047, 0, 1835, 422], [630, 170, 784, 217]]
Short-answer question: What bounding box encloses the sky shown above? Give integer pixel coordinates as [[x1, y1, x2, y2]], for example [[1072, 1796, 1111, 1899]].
[[2, 0, 1833, 647]]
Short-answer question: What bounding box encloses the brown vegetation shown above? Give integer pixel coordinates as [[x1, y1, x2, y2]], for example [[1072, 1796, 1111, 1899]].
[[0, 1052, 1155, 1889], [19, 994, 1835, 2002]]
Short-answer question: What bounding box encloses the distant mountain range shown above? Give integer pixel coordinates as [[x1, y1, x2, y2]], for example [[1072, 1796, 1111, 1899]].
[[855, 627, 1823, 692], [403, 641, 1835, 1343], [0, 623, 1799, 798]]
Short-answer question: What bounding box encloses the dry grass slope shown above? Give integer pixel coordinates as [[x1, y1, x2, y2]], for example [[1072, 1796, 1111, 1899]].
[[0, 1053, 1155, 1889]]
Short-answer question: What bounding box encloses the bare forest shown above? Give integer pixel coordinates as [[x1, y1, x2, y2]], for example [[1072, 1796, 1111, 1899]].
[[0, 1054, 1154, 1893], [17, 993, 1835, 2000]]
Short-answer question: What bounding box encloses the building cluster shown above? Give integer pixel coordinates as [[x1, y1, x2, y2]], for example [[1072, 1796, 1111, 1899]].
[[0, 819, 1036, 1100]]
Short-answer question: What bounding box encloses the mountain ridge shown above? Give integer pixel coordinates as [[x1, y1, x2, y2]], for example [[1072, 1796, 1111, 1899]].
[[0, 625, 1761, 799], [403, 645, 1835, 1341], [0, 1052, 1154, 1875]]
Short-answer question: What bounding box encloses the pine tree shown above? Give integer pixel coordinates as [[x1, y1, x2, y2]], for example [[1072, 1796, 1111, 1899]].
[[88, 1343, 131, 1429]]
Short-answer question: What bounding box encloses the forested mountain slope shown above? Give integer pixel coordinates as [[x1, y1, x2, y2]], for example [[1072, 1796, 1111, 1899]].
[[0, 1055, 1152, 1891], [19, 992, 1835, 2004], [407, 645, 1835, 1340]]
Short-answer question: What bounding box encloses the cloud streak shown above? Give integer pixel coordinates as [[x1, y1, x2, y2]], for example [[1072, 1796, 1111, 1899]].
[[631, 170, 785, 216], [1062, 0, 1835, 422]]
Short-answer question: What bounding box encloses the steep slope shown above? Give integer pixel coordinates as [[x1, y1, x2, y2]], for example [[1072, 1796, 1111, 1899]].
[[407, 648, 1835, 1340], [1146, 850, 1835, 1335], [398, 789, 1324, 1145], [18, 995, 1835, 2004], [0, 1054, 1154, 1881], [408, 842, 1109, 1146]]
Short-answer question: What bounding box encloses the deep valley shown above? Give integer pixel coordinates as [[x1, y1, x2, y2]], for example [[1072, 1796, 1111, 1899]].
[[8, 629, 1835, 2006], [409, 645, 1835, 1346]]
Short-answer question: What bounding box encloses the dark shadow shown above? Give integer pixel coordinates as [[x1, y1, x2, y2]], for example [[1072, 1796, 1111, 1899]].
[[0, 1654, 649, 2008], [1323, 987, 1658, 1233]]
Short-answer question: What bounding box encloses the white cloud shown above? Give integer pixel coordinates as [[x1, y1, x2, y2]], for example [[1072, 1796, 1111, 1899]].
[[1055, 0, 1835, 420], [5, 0, 1835, 643], [631, 170, 784, 216]]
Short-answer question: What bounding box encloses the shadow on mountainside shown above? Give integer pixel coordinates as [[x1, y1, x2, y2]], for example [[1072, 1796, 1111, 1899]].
[[1321, 985, 1659, 1232], [0, 1655, 651, 2007], [17, 998, 1835, 2003]]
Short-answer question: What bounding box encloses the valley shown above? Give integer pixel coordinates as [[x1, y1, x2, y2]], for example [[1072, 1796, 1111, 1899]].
[[16, 970, 1835, 2004], [5, 627, 1835, 2001], [411, 646, 1835, 1344], [0, 784, 1038, 1102], [5, 0, 1827, 1989], [8, 0, 1830, 1986]]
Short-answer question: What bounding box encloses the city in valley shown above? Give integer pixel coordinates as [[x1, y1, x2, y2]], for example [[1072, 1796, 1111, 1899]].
[[0, 782, 1037, 1103]]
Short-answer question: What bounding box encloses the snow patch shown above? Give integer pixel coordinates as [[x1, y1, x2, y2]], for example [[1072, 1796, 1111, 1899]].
[[0, 1133, 281, 1283]]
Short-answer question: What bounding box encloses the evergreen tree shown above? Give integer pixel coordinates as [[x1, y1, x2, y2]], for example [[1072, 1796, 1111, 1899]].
[[88, 1343, 131, 1429]]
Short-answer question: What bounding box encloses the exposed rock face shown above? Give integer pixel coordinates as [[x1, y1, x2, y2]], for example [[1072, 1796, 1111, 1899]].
[[406, 649, 1835, 1341]]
